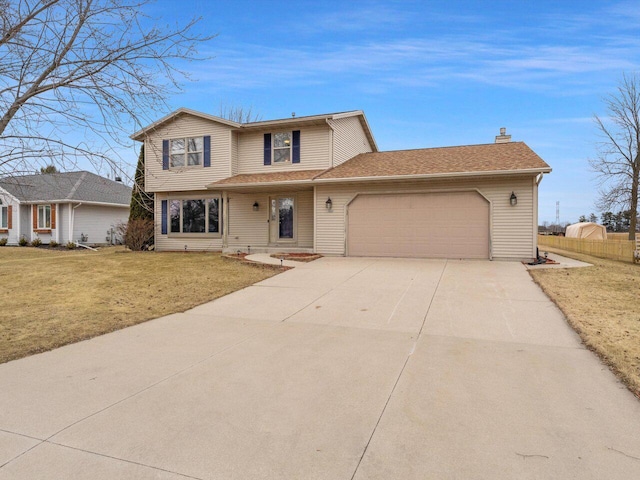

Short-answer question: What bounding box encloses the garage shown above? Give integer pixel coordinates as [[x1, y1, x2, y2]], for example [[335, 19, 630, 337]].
[[347, 191, 490, 259]]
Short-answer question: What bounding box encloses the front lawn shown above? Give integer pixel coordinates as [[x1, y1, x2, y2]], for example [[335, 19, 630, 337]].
[[529, 248, 640, 398], [0, 247, 278, 364]]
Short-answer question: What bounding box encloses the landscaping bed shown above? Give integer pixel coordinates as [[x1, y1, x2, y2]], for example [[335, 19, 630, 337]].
[[269, 253, 323, 262]]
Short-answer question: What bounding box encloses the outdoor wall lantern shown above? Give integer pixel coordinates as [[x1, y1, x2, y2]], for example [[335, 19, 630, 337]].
[[253, 201, 259, 211], [0, 198, 3, 204], [510, 191, 517, 206], [325, 197, 333, 211]]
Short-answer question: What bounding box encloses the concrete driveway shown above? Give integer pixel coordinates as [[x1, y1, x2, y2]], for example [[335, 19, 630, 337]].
[[1, 257, 639, 479]]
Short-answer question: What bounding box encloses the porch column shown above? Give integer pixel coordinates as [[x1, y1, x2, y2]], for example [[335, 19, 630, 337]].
[[222, 190, 229, 249]]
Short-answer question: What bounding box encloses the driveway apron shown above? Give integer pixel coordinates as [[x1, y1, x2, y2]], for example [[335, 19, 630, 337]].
[[1, 257, 639, 479]]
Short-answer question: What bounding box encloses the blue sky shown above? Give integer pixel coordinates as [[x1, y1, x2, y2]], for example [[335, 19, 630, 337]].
[[133, 0, 640, 224]]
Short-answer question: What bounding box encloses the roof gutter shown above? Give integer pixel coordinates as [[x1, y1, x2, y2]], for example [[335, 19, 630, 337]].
[[21, 200, 130, 207], [313, 167, 553, 184], [206, 179, 317, 190]]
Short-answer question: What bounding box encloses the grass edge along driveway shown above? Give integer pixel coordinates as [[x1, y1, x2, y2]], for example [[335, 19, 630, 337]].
[[529, 248, 640, 399], [0, 247, 279, 364]]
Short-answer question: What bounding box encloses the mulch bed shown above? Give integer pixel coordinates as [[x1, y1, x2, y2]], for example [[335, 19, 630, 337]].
[[270, 253, 323, 263]]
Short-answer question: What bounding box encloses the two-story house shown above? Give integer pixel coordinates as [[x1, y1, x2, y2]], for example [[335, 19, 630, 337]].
[[132, 109, 551, 260]]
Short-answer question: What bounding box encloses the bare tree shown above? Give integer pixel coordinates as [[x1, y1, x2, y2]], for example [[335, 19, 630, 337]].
[[218, 102, 263, 123], [591, 73, 640, 240], [0, 0, 215, 176]]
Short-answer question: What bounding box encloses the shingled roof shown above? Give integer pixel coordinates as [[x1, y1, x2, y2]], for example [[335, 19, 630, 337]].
[[315, 142, 551, 181], [208, 169, 325, 188], [0, 171, 132, 205]]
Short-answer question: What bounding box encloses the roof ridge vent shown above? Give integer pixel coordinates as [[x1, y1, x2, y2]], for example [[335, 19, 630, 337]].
[[495, 127, 511, 143]]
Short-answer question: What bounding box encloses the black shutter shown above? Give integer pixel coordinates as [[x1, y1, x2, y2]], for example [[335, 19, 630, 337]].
[[203, 136, 211, 167], [161, 200, 167, 234], [292, 130, 300, 163], [162, 140, 169, 170], [264, 133, 271, 165]]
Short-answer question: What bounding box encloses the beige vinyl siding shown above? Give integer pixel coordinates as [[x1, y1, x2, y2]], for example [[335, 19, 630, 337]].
[[315, 175, 536, 259], [144, 114, 234, 193], [330, 116, 373, 166], [227, 192, 270, 249], [155, 192, 224, 251], [237, 125, 330, 174], [226, 190, 314, 250], [231, 131, 239, 176]]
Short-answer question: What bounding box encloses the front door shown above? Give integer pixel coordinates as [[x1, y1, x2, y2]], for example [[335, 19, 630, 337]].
[[269, 196, 295, 245]]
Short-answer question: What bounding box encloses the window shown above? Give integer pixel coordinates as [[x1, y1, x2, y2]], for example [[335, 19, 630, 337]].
[[0, 206, 7, 229], [37, 205, 51, 229], [170, 137, 203, 167], [169, 197, 220, 234], [273, 132, 291, 163]]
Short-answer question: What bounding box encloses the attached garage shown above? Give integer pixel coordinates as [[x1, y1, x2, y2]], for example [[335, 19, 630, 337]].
[[347, 191, 490, 259]]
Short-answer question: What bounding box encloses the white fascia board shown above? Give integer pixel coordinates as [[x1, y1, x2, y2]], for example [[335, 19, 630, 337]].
[[206, 179, 316, 190], [314, 168, 552, 184], [131, 108, 241, 140], [0, 186, 20, 204], [23, 200, 129, 208]]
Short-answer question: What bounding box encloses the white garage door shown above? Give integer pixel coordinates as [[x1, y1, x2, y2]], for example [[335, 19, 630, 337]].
[[347, 191, 490, 259]]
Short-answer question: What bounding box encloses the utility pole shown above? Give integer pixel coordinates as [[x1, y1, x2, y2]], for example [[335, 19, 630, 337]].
[[555, 201, 560, 232]]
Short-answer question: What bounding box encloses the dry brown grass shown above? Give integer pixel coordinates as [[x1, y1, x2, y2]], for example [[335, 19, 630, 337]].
[[529, 247, 640, 398], [0, 246, 278, 364]]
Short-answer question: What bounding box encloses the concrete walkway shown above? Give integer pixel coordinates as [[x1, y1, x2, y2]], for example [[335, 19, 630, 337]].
[[1, 257, 639, 479]]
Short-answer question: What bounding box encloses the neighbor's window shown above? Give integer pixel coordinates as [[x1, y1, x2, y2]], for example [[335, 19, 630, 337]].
[[0, 205, 7, 229], [273, 132, 291, 163], [170, 137, 203, 167], [37, 205, 51, 229], [169, 197, 220, 234]]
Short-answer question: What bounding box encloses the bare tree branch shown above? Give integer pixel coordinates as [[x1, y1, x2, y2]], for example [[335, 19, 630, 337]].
[[0, 0, 216, 177], [590, 72, 640, 240]]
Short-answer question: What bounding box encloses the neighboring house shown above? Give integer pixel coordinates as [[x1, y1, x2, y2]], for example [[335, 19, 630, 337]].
[[0, 171, 132, 246], [132, 109, 551, 260]]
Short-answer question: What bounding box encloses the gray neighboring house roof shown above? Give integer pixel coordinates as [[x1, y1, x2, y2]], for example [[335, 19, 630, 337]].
[[0, 171, 132, 206]]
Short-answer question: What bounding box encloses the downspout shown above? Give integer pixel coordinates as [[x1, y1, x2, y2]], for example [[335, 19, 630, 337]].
[[326, 118, 335, 168]]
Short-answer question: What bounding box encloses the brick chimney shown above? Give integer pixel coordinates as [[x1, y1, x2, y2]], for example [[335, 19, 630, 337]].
[[495, 127, 511, 143]]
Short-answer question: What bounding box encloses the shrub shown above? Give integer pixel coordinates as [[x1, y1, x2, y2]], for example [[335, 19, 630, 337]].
[[66, 241, 76, 250], [118, 218, 154, 251], [18, 236, 28, 246], [49, 240, 59, 248], [0, 238, 7, 246], [31, 237, 42, 247]]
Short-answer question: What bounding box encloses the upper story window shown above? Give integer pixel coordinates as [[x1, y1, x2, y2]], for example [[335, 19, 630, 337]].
[[0, 205, 7, 229], [273, 132, 292, 163], [170, 137, 203, 168], [37, 205, 51, 229], [264, 130, 300, 166]]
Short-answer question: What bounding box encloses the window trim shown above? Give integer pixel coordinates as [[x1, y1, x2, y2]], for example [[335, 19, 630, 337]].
[[0, 205, 7, 230], [167, 195, 222, 237], [37, 204, 51, 230], [272, 131, 292, 164], [169, 136, 204, 169]]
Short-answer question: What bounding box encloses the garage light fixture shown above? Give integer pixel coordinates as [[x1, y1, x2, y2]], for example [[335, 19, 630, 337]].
[[325, 197, 332, 211], [510, 191, 517, 206], [253, 201, 259, 211]]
